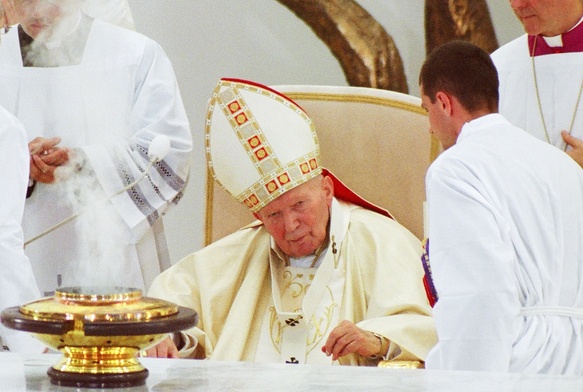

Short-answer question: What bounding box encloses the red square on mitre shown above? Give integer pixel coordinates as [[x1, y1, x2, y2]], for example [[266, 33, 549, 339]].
[[309, 158, 318, 170], [227, 100, 241, 114], [254, 147, 269, 161], [300, 162, 310, 174], [244, 194, 259, 208], [235, 112, 248, 126], [278, 173, 290, 185], [265, 180, 279, 194], [247, 135, 262, 149]]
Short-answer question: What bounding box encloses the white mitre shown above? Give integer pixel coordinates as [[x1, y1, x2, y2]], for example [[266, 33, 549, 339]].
[[206, 78, 322, 212]]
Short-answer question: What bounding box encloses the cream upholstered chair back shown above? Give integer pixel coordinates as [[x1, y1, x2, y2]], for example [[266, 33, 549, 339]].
[[204, 85, 436, 245]]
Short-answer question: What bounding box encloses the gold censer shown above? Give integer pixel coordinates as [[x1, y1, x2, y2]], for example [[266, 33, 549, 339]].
[[1, 286, 197, 388]]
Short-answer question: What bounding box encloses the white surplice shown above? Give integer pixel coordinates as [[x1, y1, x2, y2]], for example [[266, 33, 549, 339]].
[[0, 19, 192, 294]]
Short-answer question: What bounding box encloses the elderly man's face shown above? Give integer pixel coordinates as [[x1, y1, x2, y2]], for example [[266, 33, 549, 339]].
[[15, 0, 78, 39], [509, 0, 583, 36], [255, 175, 333, 258]]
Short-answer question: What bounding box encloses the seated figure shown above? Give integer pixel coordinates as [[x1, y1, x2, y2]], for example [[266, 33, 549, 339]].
[[147, 78, 436, 365]]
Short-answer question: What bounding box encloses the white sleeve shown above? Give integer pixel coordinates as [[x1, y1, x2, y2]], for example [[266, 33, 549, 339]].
[[176, 331, 199, 359], [82, 38, 192, 242], [0, 113, 45, 353]]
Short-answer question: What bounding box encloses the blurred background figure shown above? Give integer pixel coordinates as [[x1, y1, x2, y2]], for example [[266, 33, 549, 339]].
[[0, 0, 192, 295], [492, 0, 583, 167], [422, 40, 583, 375]]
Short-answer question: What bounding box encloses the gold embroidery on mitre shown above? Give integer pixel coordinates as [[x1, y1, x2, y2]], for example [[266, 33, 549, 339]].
[[254, 147, 269, 161], [248, 135, 261, 148], [217, 86, 280, 178], [240, 154, 321, 211], [244, 194, 260, 209], [210, 80, 322, 212], [266, 179, 279, 194]]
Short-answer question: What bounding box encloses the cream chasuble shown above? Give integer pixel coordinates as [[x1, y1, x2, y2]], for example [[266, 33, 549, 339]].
[[255, 251, 345, 364], [149, 197, 437, 364]]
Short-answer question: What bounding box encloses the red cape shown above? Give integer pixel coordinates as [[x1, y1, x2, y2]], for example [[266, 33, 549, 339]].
[[323, 168, 393, 220]]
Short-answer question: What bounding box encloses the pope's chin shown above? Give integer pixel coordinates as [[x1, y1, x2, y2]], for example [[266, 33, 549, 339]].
[[283, 240, 319, 259]]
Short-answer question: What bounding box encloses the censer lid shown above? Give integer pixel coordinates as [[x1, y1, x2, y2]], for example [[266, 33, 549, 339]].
[[53, 286, 144, 305], [20, 286, 177, 322], [2, 286, 198, 336]]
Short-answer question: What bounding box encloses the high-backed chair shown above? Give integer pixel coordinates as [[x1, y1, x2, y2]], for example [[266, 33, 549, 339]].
[[204, 85, 437, 245]]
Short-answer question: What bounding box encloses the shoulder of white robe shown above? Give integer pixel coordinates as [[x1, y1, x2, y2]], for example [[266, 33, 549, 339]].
[[80, 0, 135, 31]]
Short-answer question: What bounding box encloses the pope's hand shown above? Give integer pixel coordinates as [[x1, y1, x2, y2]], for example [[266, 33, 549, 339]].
[[562, 131, 583, 169], [144, 336, 179, 358], [321, 320, 385, 360]]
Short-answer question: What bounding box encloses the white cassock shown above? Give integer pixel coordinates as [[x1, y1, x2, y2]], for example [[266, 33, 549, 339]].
[[0, 18, 192, 294], [491, 29, 583, 149], [425, 114, 583, 375], [0, 107, 44, 353]]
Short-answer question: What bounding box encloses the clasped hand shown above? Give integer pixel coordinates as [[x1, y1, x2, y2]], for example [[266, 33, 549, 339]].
[[28, 136, 71, 184]]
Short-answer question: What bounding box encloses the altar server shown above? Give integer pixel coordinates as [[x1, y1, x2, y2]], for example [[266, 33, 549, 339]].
[[421, 40, 583, 374]]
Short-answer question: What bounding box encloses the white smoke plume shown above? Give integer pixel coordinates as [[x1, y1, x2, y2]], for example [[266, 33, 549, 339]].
[[53, 149, 131, 289]]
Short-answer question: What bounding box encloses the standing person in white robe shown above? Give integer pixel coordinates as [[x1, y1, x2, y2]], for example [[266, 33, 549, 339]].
[[491, 0, 583, 167], [146, 78, 436, 366], [0, 0, 192, 294], [0, 0, 45, 353], [420, 40, 583, 374]]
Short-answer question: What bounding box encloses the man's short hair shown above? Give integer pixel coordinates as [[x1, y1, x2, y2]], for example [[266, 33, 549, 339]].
[[419, 40, 499, 113]]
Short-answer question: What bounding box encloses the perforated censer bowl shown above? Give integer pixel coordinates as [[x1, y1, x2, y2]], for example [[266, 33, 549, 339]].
[[1, 286, 197, 388]]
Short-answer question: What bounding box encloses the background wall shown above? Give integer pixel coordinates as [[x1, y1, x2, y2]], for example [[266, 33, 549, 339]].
[[126, 0, 523, 264]]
